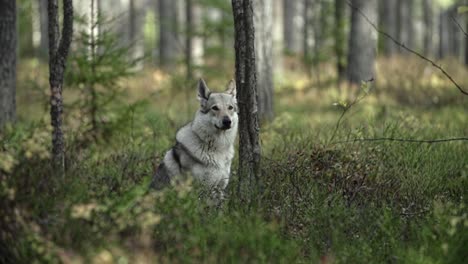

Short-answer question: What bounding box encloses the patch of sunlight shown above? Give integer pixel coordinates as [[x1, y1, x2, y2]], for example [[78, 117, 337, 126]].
[[436, 0, 457, 8], [429, 74, 446, 88], [152, 69, 168, 85]]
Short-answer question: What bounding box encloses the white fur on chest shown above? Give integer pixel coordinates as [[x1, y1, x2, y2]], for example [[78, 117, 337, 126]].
[[176, 119, 237, 188]]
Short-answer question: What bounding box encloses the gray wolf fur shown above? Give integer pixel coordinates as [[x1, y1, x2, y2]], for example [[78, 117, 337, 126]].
[[150, 79, 238, 192]]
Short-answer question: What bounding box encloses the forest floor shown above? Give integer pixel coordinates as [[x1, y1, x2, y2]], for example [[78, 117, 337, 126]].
[[2, 56, 467, 263]]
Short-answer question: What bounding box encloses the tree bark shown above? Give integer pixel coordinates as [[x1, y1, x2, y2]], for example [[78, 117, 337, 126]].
[[422, 0, 434, 56], [303, 0, 312, 60], [254, 0, 274, 121], [129, 0, 145, 68], [0, 0, 16, 129], [397, 0, 414, 50], [438, 7, 462, 60], [158, 0, 179, 69], [232, 0, 261, 196], [347, 0, 377, 84], [449, 6, 464, 61], [380, 0, 397, 56], [283, 0, 303, 54], [48, 0, 73, 171], [439, 10, 450, 58], [334, 0, 347, 80]]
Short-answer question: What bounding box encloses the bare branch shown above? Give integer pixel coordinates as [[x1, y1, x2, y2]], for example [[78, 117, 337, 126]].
[[329, 78, 374, 143], [346, 0, 468, 96], [451, 16, 468, 38]]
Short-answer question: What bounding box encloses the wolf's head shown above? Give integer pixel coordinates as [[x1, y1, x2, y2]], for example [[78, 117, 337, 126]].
[[197, 78, 238, 131]]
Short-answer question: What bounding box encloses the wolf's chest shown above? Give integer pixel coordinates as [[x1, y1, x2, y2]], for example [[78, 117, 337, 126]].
[[191, 147, 234, 187]]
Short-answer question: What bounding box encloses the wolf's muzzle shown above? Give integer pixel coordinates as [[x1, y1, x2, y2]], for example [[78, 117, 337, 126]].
[[217, 116, 232, 130]]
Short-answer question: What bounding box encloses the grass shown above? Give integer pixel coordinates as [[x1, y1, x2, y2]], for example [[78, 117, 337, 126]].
[[1, 57, 467, 263]]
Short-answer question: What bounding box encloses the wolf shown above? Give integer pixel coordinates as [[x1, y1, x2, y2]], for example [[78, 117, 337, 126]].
[[150, 78, 238, 194]]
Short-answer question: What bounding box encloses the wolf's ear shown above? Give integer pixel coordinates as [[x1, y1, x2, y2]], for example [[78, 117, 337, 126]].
[[197, 78, 211, 101], [225, 79, 236, 97]]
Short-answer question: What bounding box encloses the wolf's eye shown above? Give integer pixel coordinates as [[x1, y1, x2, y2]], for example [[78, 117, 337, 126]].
[[211, 106, 219, 111], [228, 105, 234, 110]]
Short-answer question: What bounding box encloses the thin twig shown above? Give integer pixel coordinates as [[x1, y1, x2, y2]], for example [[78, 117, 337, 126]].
[[451, 16, 468, 38], [346, 1, 468, 96], [329, 79, 373, 143], [333, 137, 468, 145]]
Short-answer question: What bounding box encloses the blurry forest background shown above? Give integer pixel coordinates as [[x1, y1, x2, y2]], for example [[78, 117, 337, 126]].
[[1, 0, 468, 263]]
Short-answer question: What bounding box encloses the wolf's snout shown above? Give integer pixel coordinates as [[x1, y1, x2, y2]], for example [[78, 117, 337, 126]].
[[222, 116, 232, 128]]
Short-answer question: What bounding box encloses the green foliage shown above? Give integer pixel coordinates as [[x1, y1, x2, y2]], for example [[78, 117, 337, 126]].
[[7, 54, 468, 262], [304, 0, 337, 74], [458, 6, 468, 13], [66, 10, 139, 142]]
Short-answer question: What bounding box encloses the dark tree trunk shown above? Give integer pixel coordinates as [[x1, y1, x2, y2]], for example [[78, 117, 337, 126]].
[[254, 0, 274, 121], [438, 7, 462, 59], [232, 0, 261, 196], [0, 0, 16, 129], [449, 6, 463, 61], [380, 0, 397, 55], [283, 0, 302, 54], [48, 0, 73, 171], [128, 0, 144, 68], [422, 0, 434, 56], [158, 0, 179, 69], [397, 0, 414, 50], [347, 0, 377, 84], [303, 0, 312, 61], [186, 0, 194, 80], [439, 10, 449, 58], [334, 0, 347, 80]]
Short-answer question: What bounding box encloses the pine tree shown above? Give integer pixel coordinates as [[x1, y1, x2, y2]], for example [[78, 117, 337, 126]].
[[67, 0, 139, 142]]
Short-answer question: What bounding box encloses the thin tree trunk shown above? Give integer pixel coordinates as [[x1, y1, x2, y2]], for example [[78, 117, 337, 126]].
[[439, 10, 450, 59], [232, 0, 261, 196], [158, 0, 179, 69], [423, 0, 433, 56], [186, 0, 193, 80], [347, 0, 377, 84], [380, 0, 397, 55], [334, 0, 347, 80], [397, 0, 414, 50], [129, 0, 144, 69], [89, 0, 98, 139], [303, 0, 311, 61], [39, 0, 49, 59], [254, 0, 274, 121], [0, 0, 16, 128], [185, 0, 203, 80], [272, 0, 283, 75], [48, 0, 73, 172], [449, 6, 464, 61], [283, 0, 302, 54]]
